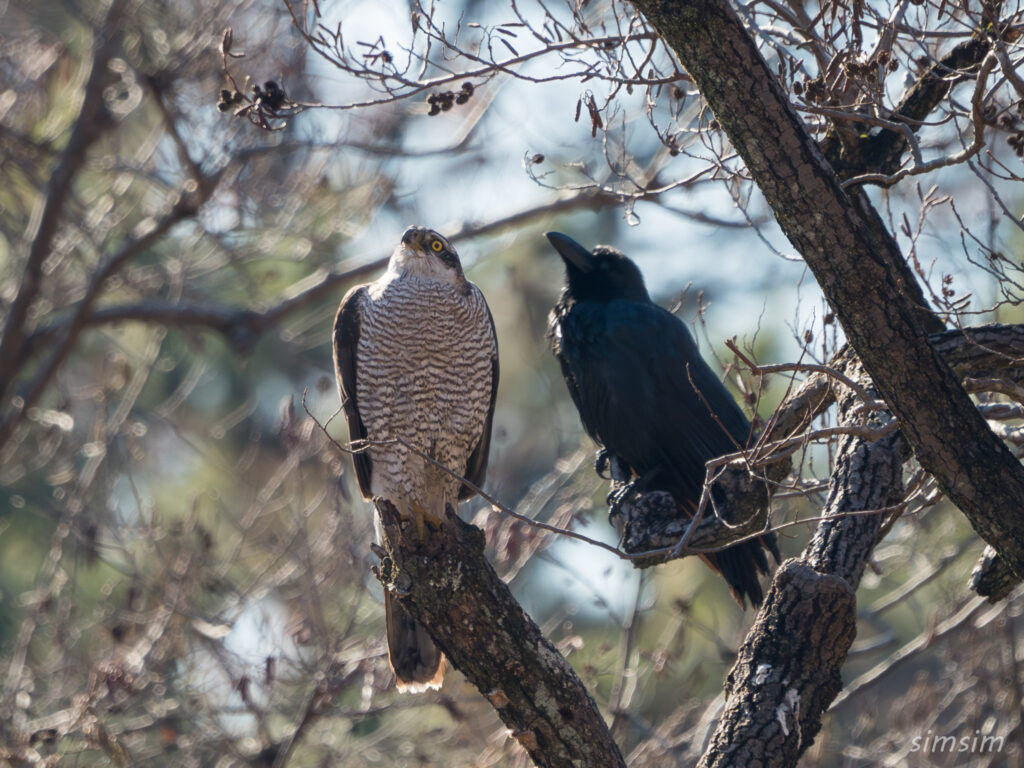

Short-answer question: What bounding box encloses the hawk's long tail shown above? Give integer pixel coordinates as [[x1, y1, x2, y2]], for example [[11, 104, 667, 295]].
[[385, 590, 445, 693]]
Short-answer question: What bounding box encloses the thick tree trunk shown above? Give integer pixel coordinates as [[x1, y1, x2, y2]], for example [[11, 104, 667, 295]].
[[698, 561, 857, 767], [631, 0, 1024, 581]]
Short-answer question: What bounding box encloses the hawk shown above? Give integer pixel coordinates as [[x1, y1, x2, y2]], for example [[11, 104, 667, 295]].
[[333, 226, 499, 691], [545, 231, 778, 607]]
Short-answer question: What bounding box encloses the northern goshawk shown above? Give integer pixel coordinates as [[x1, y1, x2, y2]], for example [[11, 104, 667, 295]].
[[333, 226, 499, 691]]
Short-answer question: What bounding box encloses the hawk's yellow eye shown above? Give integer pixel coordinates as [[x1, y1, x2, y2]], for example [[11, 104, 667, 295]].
[[431, 240, 443, 252]]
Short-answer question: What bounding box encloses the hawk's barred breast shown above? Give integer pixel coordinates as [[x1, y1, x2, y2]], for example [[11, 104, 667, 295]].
[[358, 275, 496, 511]]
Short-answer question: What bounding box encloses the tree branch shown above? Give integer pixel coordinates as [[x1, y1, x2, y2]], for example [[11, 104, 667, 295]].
[[0, 1, 124, 407], [698, 356, 902, 765], [0, 184, 211, 453], [841, 52, 998, 189], [820, 36, 994, 180], [697, 561, 857, 767], [22, 188, 626, 354], [374, 500, 626, 768]]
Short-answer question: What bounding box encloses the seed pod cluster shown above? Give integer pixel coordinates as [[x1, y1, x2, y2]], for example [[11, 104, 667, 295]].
[[427, 82, 474, 116], [254, 80, 287, 111], [799, 77, 827, 103], [1002, 102, 1024, 158], [845, 53, 899, 78], [218, 89, 243, 112], [1006, 132, 1024, 157]]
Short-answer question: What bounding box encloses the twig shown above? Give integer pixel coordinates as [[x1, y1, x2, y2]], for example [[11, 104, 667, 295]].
[[963, 375, 1024, 404], [306, 387, 911, 567], [300, 389, 627, 558], [841, 51, 999, 188], [725, 338, 885, 409], [830, 596, 989, 710], [23, 189, 625, 354], [0, 180, 214, 453]]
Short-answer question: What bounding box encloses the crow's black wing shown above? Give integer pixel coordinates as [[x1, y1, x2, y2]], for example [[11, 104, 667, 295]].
[[557, 299, 751, 506]]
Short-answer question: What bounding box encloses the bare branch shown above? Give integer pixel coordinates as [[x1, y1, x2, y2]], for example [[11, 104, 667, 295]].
[[0, 1, 125, 406], [842, 52, 999, 188]]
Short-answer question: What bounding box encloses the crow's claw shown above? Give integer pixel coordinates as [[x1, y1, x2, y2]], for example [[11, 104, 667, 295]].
[[607, 479, 641, 518], [595, 448, 612, 479]]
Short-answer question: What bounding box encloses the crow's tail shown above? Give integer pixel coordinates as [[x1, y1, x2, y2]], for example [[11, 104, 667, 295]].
[[704, 531, 780, 608]]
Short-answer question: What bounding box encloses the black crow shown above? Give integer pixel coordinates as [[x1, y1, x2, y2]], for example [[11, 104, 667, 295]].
[[545, 231, 778, 606]]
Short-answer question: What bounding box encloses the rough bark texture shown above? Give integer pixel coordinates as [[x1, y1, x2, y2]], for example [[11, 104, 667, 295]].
[[934, 323, 1024, 379], [631, 0, 1024, 581], [374, 501, 626, 768], [932, 323, 1024, 598], [970, 545, 1017, 602], [610, 460, 773, 564], [802, 359, 908, 587], [697, 359, 899, 766], [778, 325, 1024, 599], [697, 561, 856, 768]]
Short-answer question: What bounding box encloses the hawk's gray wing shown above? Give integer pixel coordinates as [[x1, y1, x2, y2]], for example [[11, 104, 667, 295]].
[[458, 287, 499, 501], [333, 285, 373, 498]]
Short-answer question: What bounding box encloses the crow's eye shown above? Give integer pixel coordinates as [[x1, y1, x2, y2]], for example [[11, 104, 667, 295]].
[[431, 240, 444, 252]]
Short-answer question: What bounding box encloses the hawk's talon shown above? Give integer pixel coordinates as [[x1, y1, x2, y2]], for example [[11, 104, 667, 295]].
[[407, 500, 446, 547], [409, 500, 430, 544], [391, 569, 414, 595]]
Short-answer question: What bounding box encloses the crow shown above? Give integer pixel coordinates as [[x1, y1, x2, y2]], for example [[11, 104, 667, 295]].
[[545, 231, 778, 606]]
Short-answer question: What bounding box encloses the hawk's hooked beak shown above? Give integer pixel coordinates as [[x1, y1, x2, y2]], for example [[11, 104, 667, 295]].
[[401, 226, 427, 251], [545, 231, 595, 273]]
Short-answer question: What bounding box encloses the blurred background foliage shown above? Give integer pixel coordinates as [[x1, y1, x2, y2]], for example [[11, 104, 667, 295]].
[[1, 0, 1022, 766]]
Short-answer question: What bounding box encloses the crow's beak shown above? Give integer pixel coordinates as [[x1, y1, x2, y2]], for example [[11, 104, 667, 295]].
[[545, 231, 595, 273]]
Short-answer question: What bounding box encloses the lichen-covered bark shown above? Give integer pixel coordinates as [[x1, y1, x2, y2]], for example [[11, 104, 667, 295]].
[[631, 0, 1024, 581], [374, 501, 626, 768], [610, 461, 773, 564], [970, 546, 1017, 602]]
